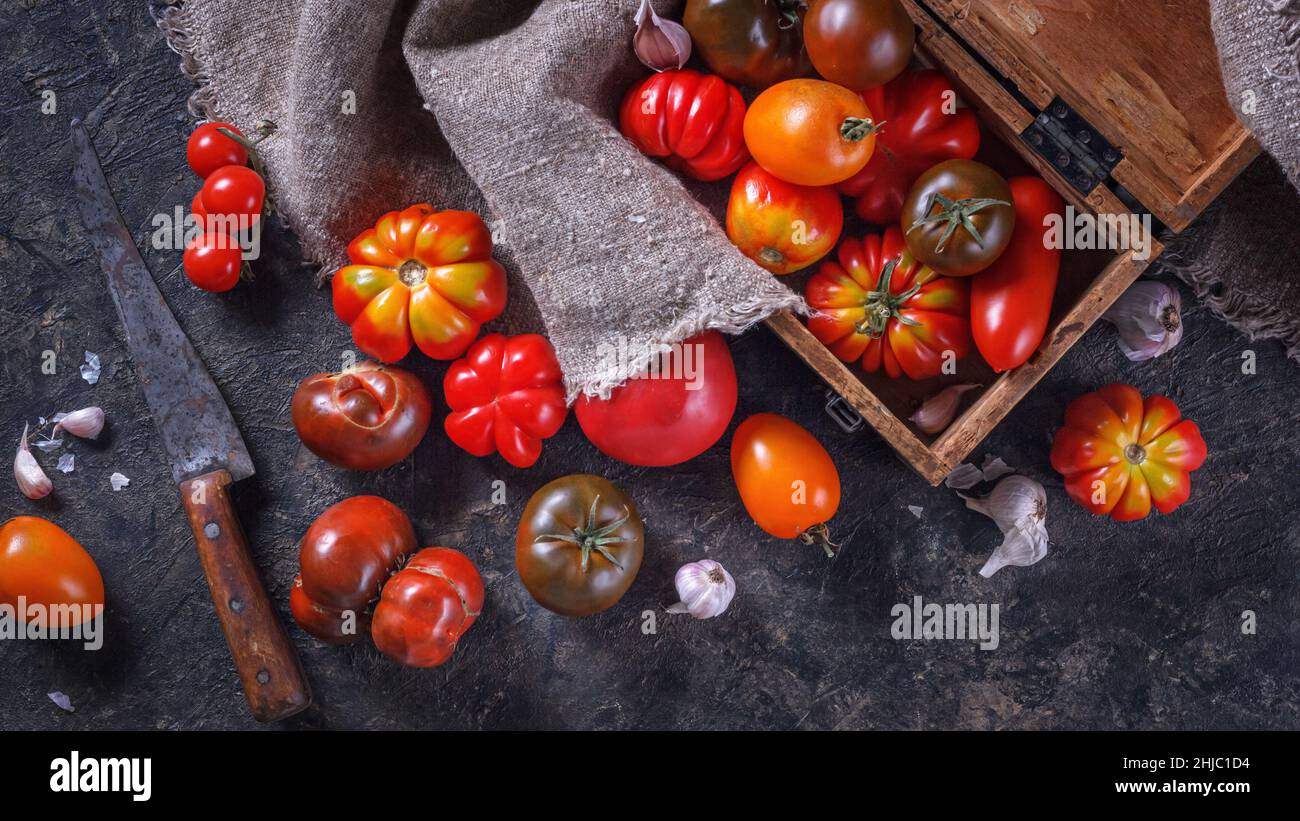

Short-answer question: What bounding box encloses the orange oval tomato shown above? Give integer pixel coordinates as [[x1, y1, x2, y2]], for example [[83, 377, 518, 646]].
[[730, 414, 841, 554], [0, 517, 104, 627], [332, 204, 508, 363], [726, 162, 843, 274], [743, 79, 879, 186]]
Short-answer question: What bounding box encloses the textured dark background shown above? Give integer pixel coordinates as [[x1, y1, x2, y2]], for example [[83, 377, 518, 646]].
[[2, 0, 1298, 731]]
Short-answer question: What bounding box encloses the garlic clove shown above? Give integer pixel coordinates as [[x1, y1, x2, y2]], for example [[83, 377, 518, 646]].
[[1102, 280, 1183, 362], [963, 474, 1047, 535], [978, 520, 1049, 578], [15, 424, 53, 499], [909, 383, 980, 434], [633, 0, 691, 72], [668, 559, 735, 619], [52, 406, 105, 439]]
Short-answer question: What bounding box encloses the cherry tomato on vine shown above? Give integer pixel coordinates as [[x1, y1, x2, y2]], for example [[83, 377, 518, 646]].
[[182, 230, 242, 292], [186, 121, 248, 178], [291, 362, 432, 470], [804, 0, 915, 90], [619, 69, 749, 182], [725, 162, 843, 274], [744, 79, 880, 186], [371, 547, 484, 667], [901, 159, 1014, 277], [199, 164, 264, 220], [0, 517, 104, 627]]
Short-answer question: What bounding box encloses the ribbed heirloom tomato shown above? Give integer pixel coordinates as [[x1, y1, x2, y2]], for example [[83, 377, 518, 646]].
[[619, 69, 749, 182], [1050, 384, 1207, 522], [371, 547, 483, 668], [806, 225, 972, 380], [744, 79, 880, 186], [332, 204, 507, 363], [726, 162, 843, 274], [290, 362, 432, 470], [0, 517, 104, 628]]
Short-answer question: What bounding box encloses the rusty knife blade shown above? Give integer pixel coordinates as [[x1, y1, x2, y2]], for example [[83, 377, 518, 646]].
[[72, 120, 254, 484]]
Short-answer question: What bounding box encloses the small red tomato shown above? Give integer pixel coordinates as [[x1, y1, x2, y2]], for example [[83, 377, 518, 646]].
[[619, 69, 749, 182], [182, 230, 242, 292], [726, 162, 843, 274], [371, 547, 484, 668], [186, 121, 248, 178], [730, 414, 841, 554], [190, 189, 208, 223], [444, 334, 568, 469], [1050, 384, 1207, 522], [291, 362, 432, 470], [199, 164, 265, 219]]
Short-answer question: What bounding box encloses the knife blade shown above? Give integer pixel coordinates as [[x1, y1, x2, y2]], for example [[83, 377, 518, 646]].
[[72, 119, 310, 722]]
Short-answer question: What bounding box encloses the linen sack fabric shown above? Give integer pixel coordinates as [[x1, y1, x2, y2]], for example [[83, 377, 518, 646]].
[[158, 0, 802, 400]]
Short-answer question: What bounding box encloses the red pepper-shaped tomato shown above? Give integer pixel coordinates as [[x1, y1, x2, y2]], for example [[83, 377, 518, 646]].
[[726, 162, 843, 274], [443, 333, 568, 469], [1050, 384, 1207, 522], [371, 547, 484, 668], [971, 176, 1063, 372], [291, 362, 432, 470], [619, 69, 749, 182], [806, 225, 972, 380], [332, 204, 508, 363], [837, 69, 981, 224]]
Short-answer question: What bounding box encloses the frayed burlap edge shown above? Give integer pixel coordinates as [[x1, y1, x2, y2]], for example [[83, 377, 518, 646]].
[[154, 2, 217, 120]]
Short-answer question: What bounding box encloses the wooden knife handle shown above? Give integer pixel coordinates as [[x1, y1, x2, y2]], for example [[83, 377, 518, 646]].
[[180, 469, 311, 722]]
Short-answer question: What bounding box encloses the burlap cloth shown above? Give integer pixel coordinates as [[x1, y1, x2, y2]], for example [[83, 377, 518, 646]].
[[157, 0, 801, 400]]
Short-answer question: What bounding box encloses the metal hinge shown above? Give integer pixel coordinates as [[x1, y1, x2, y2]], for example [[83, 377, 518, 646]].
[[823, 390, 864, 434], [1020, 97, 1123, 194]]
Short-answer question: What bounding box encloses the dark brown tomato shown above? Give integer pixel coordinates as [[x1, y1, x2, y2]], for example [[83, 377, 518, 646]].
[[298, 495, 417, 613], [901, 159, 1015, 277], [804, 0, 915, 90], [683, 0, 813, 89], [291, 362, 431, 471], [515, 475, 644, 617]]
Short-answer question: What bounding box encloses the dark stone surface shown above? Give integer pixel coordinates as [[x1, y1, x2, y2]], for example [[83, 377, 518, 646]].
[[2, 0, 1298, 730]]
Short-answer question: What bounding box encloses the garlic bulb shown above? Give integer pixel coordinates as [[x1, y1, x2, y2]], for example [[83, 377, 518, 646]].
[[909, 383, 980, 434], [633, 0, 691, 71], [666, 559, 735, 619], [52, 407, 105, 439], [962, 475, 1049, 577], [15, 424, 53, 499], [1102, 280, 1183, 361]]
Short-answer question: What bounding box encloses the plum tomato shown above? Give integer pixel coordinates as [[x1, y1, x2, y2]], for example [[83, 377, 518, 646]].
[[291, 362, 432, 471], [619, 69, 749, 182], [186, 121, 248, 179], [575, 331, 737, 467], [0, 516, 104, 628], [370, 547, 484, 667], [744, 78, 880, 186], [725, 162, 843, 275], [901, 159, 1014, 277], [803, 0, 915, 90], [516, 475, 644, 617]]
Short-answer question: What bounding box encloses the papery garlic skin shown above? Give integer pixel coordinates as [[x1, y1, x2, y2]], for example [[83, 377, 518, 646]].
[[909, 383, 980, 434], [633, 0, 691, 71], [666, 559, 735, 619], [15, 424, 53, 500], [52, 406, 105, 439], [979, 520, 1048, 578], [963, 475, 1049, 577], [1102, 281, 1183, 362]]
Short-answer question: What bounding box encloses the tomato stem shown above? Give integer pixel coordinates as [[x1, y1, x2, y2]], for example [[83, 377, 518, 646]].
[[533, 495, 629, 573], [854, 258, 923, 338], [798, 523, 839, 558], [906, 193, 1010, 253], [840, 117, 884, 143]]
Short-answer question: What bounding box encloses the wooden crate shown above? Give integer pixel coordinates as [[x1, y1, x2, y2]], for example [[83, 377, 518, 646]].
[[767, 0, 1258, 485]]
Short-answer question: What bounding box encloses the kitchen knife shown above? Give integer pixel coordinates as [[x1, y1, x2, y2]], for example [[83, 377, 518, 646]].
[[71, 119, 310, 722]]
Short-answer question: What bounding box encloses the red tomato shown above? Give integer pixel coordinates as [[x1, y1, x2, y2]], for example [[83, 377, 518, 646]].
[[731, 414, 841, 554], [971, 176, 1063, 372], [805, 225, 972, 379], [444, 333, 568, 469], [803, 0, 915, 91], [291, 496, 416, 643], [726, 162, 843, 274], [0, 517, 104, 628], [619, 69, 749, 182], [291, 362, 432, 470], [371, 547, 483, 667], [575, 331, 737, 467], [199, 164, 264, 219], [186, 121, 248, 178], [1050, 384, 1207, 522], [182, 230, 242, 292], [837, 69, 981, 225]]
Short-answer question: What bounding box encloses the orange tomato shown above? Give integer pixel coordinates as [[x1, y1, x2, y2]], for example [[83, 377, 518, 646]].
[[730, 414, 841, 554], [725, 162, 843, 275], [743, 79, 880, 187], [0, 516, 104, 627]]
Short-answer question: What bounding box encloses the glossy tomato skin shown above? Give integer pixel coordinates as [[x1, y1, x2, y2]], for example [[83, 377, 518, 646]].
[[902, 159, 1014, 276], [290, 574, 369, 644], [0, 517, 104, 628], [371, 547, 483, 667], [291, 362, 432, 470], [516, 475, 644, 617], [726, 162, 843, 274], [444, 333, 568, 468], [182, 230, 242, 292], [806, 226, 971, 379], [971, 176, 1063, 372], [804, 0, 915, 90], [332, 204, 507, 363], [199, 164, 264, 219], [186, 121, 248, 178], [1050, 384, 1207, 522], [575, 331, 737, 467], [731, 414, 841, 541], [744, 79, 878, 186], [620, 70, 749, 182], [837, 70, 981, 225], [683, 0, 813, 89]]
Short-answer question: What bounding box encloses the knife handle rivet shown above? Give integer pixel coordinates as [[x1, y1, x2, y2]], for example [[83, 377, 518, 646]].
[[204, 522, 220, 539], [229, 598, 244, 613], [256, 669, 270, 684]]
